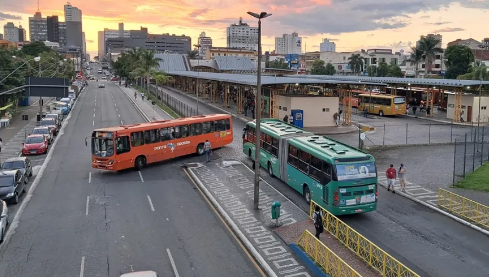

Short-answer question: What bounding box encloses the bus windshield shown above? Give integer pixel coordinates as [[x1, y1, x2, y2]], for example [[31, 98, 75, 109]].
[[394, 97, 405, 104], [336, 162, 376, 181], [92, 137, 114, 157]]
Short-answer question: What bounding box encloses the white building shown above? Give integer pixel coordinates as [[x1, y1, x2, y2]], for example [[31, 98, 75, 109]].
[[43, 41, 60, 49], [226, 18, 258, 51], [64, 3, 82, 22], [197, 32, 212, 57], [3, 22, 19, 42], [319, 49, 401, 75], [98, 24, 130, 60], [275, 32, 302, 55], [319, 38, 336, 52]]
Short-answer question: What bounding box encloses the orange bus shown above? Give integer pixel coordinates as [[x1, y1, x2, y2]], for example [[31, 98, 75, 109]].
[[91, 114, 233, 171]]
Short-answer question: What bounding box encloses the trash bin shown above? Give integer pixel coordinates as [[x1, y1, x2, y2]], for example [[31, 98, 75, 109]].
[[271, 201, 281, 219], [37, 113, 41, 121]]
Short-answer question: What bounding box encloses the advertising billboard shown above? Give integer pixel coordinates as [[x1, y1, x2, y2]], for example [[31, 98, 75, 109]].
[[285, 54, 300, 69]]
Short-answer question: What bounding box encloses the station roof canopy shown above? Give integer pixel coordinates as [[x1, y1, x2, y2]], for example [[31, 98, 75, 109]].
[[294, 75, 489, 88], [166, 71, 386, 86]]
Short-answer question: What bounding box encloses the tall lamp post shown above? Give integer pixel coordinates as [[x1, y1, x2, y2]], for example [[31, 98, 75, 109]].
[[248, 11, 272, 210], [193, 44, 201, 115]]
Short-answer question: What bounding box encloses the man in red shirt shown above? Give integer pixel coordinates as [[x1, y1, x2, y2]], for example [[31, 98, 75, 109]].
[[386, 164, 396, 193]]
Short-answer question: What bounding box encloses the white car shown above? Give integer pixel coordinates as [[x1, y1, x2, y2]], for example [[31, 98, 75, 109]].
[[98, 83, 105, 88], [101, 76, 107, 80], [0, 200, 9, 243]]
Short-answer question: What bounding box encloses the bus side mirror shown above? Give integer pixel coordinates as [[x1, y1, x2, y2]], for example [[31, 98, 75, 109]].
[[85, 137, 88, 147]]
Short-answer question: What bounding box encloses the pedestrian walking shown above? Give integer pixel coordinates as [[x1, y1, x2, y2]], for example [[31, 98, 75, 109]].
[[460, 110, 465, 122], [204, 139, 212, 163], [386, 164, 396, 193], [412, 105, 417, 116], [141, 92, 145, 101], [398, 164, 407, 192], [312, 206, 323, 239], [283, 114, 289, 123], [244, 100, 248, 117], [333, 112, 339, 126], [363, 107, 368, 118]]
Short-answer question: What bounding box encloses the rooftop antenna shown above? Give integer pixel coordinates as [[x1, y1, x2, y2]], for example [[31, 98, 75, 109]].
[[37, 0, 40, 11]]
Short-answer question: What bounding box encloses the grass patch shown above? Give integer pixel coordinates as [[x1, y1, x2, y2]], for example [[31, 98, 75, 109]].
[[455, 162, 489, 192], [134, 86, 180, 119]]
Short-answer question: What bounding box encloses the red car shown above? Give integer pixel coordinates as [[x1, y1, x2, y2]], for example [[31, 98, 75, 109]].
[[22, 135, 48, 155]]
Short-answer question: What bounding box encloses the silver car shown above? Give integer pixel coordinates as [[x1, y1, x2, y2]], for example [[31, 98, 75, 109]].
[[120, 271, 158, 277], [98, 83, 105, 88], [0, 200, 9, 243]]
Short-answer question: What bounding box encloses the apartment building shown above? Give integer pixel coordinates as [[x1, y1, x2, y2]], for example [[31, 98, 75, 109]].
[[319, 38, 336, 52], [275, 32, 302, 55], [3, 22, 19, 42], [197, 32, 212, 57], [226, 18, 258, 51]]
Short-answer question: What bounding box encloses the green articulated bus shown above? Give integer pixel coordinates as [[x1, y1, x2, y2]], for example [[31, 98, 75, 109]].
[[242, 118, 378, 215]]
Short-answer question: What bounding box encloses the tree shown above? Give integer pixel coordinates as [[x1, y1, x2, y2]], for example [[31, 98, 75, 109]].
[[387, 64, 404, 77], [347, 53, 363, 75], [457, 66, 489, 80], [444, 45, 474, 79], [21, 41, 52, 57], [418, 36, 443, 74], [406, 46, 423, 78], [376, 62, 390, 77], [266, 58, 289, 69], [188, 50, 199, 59], [325, 63, 336, 75], [311, 59, 329, 75], [366, 65, 377, 77]]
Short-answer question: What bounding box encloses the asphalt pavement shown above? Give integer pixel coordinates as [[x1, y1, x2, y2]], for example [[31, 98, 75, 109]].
[[157, 85, 489, 277], [0, 80, 262, 277]]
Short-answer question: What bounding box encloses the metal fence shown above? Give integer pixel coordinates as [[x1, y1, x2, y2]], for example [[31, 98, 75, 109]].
[[438, 188, 489, 230], [148, 85, 202, 117], [453, 126, 489, 184]]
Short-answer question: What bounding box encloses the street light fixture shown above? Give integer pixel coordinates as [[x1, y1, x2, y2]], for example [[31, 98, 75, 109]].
[[247, 10, 272, 210], [193, 44, 201, 115]]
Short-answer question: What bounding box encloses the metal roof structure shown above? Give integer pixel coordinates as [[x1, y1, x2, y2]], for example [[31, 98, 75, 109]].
[[167, 71, 386, 86], [213, 56, 255, 71], [294, 75, 489, 88], [155, 53, 190, 72]]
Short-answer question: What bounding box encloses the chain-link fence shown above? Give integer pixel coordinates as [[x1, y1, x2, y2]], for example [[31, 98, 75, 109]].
[[453, 126, 489, 184], [148, 84, 202, 117]]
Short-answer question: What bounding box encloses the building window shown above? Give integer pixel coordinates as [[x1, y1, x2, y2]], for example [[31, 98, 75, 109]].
[[435, 55, 441, 59], [482, 106, 487, 110], [422, 64, 426, 68], [435, 64, 441, 68]]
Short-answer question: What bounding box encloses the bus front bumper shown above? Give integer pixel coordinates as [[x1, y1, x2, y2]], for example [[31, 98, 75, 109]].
[[92, 159, 117, 171], [331, 203, 377, 215]]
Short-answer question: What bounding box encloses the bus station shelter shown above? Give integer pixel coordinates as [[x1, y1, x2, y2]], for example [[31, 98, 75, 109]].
[[166, 71, 386, 126]]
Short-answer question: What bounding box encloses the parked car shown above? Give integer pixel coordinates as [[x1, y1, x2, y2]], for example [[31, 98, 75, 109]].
[[31, 126, 54, 144], [22, 135, 49, 155], [44, 113, 62, 127], [60, 97, 73, 108], [39, 118, 58, 135], [98, 83, 105, 88], [0, 170, 26, 204], [0, 200, 8, 243], [1, 157, 33, 184], [52, 102, 69, 115]]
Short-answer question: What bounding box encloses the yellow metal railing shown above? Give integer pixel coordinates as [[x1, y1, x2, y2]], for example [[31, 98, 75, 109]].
[[297, 230, 363, 277], [309, 201, 419, 277], [438, 188, 489, 230]]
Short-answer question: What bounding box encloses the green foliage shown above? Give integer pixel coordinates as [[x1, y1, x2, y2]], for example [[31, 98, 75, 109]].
[[347, 53, 363, 74], [266, 58, 289, 69], [457, 66, 489, 81], [445, 45, 474, 79], [455, 161, 489, 192], [21, 41, 52, 57], [311, 59, 329, 75], [325, 63, 336, 75], [188, 50, 199, 59], [406, 46, 424, 78], [417, 36, 443, 73], [366, 65, 377, 77], [387, 64, 404, 77], [376, 62, 390, 77]]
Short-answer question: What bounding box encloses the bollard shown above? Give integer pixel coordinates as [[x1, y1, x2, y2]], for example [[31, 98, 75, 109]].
[[271, 201, 282, 227]]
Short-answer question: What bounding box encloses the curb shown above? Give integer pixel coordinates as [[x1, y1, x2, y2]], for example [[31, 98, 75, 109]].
[[377, 182, 489, 236], [185, 166, 278, 277], [289, 244, 329, 277]]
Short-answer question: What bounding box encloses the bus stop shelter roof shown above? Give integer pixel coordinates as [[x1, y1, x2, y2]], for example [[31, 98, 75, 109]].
[[294, 75, 489, 88], [166, 71, 386, 87]]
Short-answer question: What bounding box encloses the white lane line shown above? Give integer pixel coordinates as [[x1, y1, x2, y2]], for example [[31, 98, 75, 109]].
[[118, 114, 120, 117], [88, 172, 91, 183], [138, 171, 144, 182], [166, 249, 180, 277], [80, 256, 85, 277], [147, 195, 155, 211], [86, 196, 90, 216], [92, 120, 94, 126], [94, 108, 95, 112], [93, 113, 95, 117], [114, 103, 116, 107]]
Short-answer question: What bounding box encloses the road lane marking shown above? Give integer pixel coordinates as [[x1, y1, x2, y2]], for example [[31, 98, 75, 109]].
[[94, 108, 95, 112], [114, 103, 116, 107], [93, 113, 95, 117], [166, 248, 180, 277], [93, 121, 94, 126], [80, 256, 85, 277], [86, 196, 89, 216], [147, 195, 155, 211], [138, 171, 144, 182], [118, 114, 120, 117], [88, 172, 91, 183]]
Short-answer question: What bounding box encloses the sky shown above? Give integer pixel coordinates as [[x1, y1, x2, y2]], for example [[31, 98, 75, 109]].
[[1, 0, 488, 57]]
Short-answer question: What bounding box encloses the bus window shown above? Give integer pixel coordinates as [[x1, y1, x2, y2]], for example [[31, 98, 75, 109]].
[[225, 118, 231, 130], [131, 131, 144, 147], [181, 125, 189, 138], [215, 120, 225, 131], [298, 150, 311, 173], [202, 121, 214, 133], [288, 145, 298, 167], [271, 138, 278, 156], [144, 129, 159, 144], [310, 155, 325, 182], [247, 126, 255, 142], [323, 162, 332, 183], [160, 127, 174, 141], [174, 126, 181, 139], [116, 136, 131, 154], [190, 123, 203, 136]]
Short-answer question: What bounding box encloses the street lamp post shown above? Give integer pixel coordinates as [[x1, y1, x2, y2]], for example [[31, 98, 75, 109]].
[[248, 11, 272, 210], [194, 44, 201, 115]]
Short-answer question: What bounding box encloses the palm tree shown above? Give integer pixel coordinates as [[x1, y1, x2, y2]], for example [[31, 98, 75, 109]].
[[407, 46, 424, 78], [348, 54, 364, 75], [131, 49, 162, 94], [418, 36, 443, 75]]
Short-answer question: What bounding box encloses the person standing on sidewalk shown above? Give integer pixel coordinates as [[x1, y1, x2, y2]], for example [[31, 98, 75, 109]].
[[0, 138, 3, 152], [333, 112, 339, 126], [204, 140, 212, 163], [398, 163, 407, 192], [313, 206, 323, 239], [386, 164, 396, 193]]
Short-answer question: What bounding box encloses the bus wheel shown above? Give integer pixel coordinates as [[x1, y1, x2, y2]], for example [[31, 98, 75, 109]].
[[196, 143, 205, 155], [135, 156, 146, 170], [379, 110, 384, 117], [268, 162, 274, 177], [303, 185, 311, 204]]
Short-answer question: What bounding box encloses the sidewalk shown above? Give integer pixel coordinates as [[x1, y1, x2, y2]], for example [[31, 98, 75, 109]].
[[186, 160, 379, 277], [117, 84, 173, 120]]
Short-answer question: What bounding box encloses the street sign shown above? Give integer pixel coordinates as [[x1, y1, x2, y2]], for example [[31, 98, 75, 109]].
[[360, 133, 366, 140]]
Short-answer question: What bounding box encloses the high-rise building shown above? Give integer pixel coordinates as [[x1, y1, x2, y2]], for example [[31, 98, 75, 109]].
[[320, 38, 336, 52], [0, 34, 3, 40], [64, 3, 82, 22], [64, 3, 83, 49], [274, 32, 302, 55], [226, 18, 258, 51], [29, 11, 48, 42], [59, 22, 67, 46], [98, 24, 133, 60], [82, 32, 86, 56], [47, 16, 60, 42], [18, 25, 26, 42], [197, 32, 212, 57], [4, 22, 19, 42], [106, 33, 191, 55]]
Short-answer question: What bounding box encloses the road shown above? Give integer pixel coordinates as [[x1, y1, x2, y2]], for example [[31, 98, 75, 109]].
[[158, 86, 489, 277], [0, 80, 262, 277]]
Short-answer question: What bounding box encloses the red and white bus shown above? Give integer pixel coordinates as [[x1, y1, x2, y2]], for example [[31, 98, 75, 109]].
[[91, 114, 233, 171]]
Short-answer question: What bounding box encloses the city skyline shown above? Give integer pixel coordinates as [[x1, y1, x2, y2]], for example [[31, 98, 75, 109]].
[[1, 0, 488, 57]]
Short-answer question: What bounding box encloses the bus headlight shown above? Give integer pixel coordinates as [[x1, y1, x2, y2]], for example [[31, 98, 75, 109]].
[[108, 160, 114, 165]]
